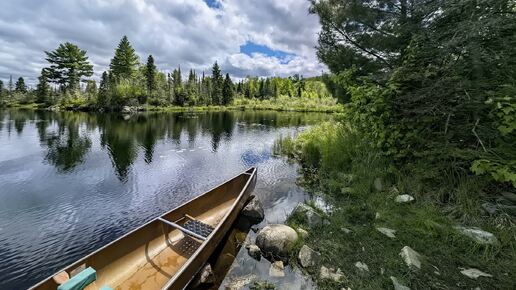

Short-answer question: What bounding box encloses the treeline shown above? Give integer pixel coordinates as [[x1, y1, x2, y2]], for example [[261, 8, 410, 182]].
[[0, 36, 330, 110]]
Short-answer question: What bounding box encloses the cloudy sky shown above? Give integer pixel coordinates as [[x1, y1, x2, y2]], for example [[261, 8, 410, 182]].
[[0, 0, 326, 86]]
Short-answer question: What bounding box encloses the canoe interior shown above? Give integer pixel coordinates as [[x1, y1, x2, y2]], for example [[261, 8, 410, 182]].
[[31, 168, 256, 290]]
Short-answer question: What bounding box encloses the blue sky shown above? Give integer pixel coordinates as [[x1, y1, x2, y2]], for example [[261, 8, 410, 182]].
[[0, 0, 326, 85]]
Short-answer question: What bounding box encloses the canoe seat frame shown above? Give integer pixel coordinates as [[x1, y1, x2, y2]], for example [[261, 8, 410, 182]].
[[157, 216, 208, 241]]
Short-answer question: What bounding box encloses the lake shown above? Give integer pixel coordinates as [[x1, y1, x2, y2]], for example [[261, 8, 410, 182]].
[[0, 109, 329, 289]]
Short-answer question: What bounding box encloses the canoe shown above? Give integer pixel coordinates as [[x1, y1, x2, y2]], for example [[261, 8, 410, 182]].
[[30, 167, 257, 290]]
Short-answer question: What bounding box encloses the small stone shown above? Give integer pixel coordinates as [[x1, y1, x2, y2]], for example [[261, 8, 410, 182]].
[[460, 268, 492, 279], [190, 263, 215, 288], [395, 194, 415, 203], [354, 262, 369, 272], [298, 245, 321, 268], [380, 268, 385, 275], [481, 202, 498, 215], [241, 197, 265, 224], [375, 212, 381, 219], [376, 227, 396, 238], [297, 228, 309, 238], [269, 261, 285, 277], [291, 203, 324, 227], [390, 276, 411, 290], [341, 227, 352, 234], [454, 226, 499, 245], [247, 244, 261, 260], [399, 246, 421, 269], [225, 274, 257, 290], [374, 177, 383, 191], [319, 266, 344, 282]]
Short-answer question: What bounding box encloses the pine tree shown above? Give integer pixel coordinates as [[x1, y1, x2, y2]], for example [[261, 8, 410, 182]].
[[109, 36, 139, 80], [172, 67, 184, 105], [144, 55, 156, 97], [211, 61, 223, 105], [44, 42, 93, 91], [0, 80, 4, 101], [85, 80, 97, 100], [36, 69, 51, 104], [8, 75, 13, 96], [15, 77, 27, 93], [222, 73, 234, 105], [98, 71, 110, 107]]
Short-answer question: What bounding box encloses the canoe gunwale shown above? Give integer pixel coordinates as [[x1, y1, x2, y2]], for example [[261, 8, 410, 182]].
[[28, 167, 257, 290]]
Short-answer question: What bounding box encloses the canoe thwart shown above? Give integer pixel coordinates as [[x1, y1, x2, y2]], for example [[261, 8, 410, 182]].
[[157, 217, 207, 241]]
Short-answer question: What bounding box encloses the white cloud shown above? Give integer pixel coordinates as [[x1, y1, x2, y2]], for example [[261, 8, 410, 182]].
[[0, 0, 326, 86]]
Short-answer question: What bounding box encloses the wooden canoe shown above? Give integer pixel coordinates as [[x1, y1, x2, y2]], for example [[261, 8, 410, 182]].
[[30, 167, 257, 290]]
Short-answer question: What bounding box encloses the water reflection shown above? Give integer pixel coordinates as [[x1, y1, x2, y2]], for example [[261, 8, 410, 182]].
[[0, 109, 329, 289]]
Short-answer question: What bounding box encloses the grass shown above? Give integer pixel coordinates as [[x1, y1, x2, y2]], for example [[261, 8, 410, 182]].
[[278, 122, 516, 290]]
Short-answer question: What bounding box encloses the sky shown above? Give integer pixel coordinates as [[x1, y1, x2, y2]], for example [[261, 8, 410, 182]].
[[0, 0, 326, 86]]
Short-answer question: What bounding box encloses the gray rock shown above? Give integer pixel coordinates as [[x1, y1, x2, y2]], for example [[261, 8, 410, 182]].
[[481, 202, 498, 215], [241, 197, 265, 224], [395, 195, 415, 203], [190, 263, 215, 288], [501, 191, 516, 203], [291, 203, 324, 227], [400, 246, 421, 269], [246, 244, 261, 260], [390, 276, 411, 290], [269, 261, 285, 277], [376, 227, 396, 238], [354, 261, 369, 272], [459, 268, 493, 279], [225, 274, 257, 290], [341, 227, 352, 234], [121, 106, 133, 114], [319, 266, 344, 282], [298, 245, 321, 268], [297, 228, 309, 238], [374, 177, 383, 191], [454, 226, 499, 245], [256, 224, 298, 258]]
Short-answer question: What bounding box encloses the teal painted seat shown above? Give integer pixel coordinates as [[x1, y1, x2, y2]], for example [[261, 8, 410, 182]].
[[57, 267, 96, 290]]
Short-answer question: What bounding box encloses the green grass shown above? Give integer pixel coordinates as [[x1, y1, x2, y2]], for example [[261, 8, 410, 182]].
[[279, 122, 516, 290]]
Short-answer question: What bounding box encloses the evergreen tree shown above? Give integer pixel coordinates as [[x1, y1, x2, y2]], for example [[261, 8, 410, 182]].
[[222, 73, 234, 105], [15, 77, 27, 93], [172, 67, 184, 105], [44, 42, 93, 91], [144, 55, 156, 97], [211, 61, 223, 105], [8, 75, 13, 96], [109, 36, 139, 80], [85, 80, 97, 100], [36, 69, 51, 104], [186, 69, 198, 105], [0, 80, 4, 101], [98, 71, 110, 107]]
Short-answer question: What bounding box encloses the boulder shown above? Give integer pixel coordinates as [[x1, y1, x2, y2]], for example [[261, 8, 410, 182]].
[[390, 276, 411, 290], [297, 228, 309, 238], [291, 203, 324, 227], [269, 261, 285, 277], [190, 263, 215, 289], [459, 268, 493, 279], [319, 266, 344, 282], [376, 227, 396, 239], [454, 226, 499, 245], [399, 246, 421, 269], [298, 245, 321, 268], [256, 224, 298, 258], [395, 195, 415, 203], [354, 261, 369, 272], [241, 197, 265, 224], [246, 244, 261, 260]]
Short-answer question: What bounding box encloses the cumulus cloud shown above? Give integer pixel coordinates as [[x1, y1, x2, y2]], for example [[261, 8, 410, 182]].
[[0, 0, 326, 86]]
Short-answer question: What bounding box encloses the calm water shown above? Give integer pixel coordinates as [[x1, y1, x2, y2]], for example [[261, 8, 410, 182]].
[[0, 109, 328, 289]]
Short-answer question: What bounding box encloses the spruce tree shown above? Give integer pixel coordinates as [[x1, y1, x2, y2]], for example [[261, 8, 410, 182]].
[[109, 36, 139, 80], [98, 71, 110, 107], [144, 55, 156, 97], [8, 75, 13, 96], [36, 70, 51, 104], [211, 61, 223, 105], [15, 77, 27, 93], [222, 73, 234, 105], [0, 80, 4, 101], [44, 42, 93, 91]]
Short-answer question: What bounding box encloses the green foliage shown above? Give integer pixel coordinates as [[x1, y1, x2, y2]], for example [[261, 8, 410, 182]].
[[221, 73, 233, 105], [36, 69, 51, 104], [144, 55, 157, 98], [44, 42, 93, 91], [211, 61, 223, 105], [110, 36, 139, 80], [15, 77, 26, 93]]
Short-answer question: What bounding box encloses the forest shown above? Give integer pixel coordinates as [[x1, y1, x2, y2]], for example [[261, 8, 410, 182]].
[[0, 36, 335, 112], [276, 0, 516, 289]]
